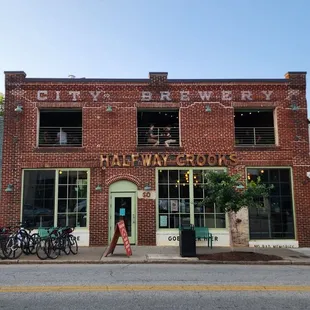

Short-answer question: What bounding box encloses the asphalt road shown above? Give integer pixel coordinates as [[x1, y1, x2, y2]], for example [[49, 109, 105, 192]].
[[1, 264, 310, 310]]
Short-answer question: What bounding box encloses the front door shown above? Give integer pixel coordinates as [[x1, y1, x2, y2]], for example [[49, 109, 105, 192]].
[[110, 192, 136, 244]]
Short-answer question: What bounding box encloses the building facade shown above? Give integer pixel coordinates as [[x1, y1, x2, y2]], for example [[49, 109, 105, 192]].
[[1, 71, 310, 248]]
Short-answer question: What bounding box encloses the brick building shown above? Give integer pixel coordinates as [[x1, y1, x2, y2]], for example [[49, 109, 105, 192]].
[[1, 71, 310, 248]]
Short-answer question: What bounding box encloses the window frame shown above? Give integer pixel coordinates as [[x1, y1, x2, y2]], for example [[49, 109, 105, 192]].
[[136, 109, 181, 147], [37, 108, 83, 148], [156, 167, 228, 230], [20, 168, 90, 229], [234, 108, 276, 147], [246, 166, 296, 240]]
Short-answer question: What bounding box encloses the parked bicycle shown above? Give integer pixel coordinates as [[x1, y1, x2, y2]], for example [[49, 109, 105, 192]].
[[36, 226, 78, 260]]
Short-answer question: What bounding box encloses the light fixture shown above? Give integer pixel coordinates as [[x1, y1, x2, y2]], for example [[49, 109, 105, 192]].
[[95, 185, 102, 191], [144, 183, 151, 191], [5, 184, 13, 192], [14, 105, 23, 113], [236, 184, 244, 189], [290, 104, 300, 111], [205, 105, 211, 112], [106, 105, 113, 112]]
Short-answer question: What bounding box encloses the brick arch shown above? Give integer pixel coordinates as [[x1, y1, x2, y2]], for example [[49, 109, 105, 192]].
[[106, 174, 141, 187]]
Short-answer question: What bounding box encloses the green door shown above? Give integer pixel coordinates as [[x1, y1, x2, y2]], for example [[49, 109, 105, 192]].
[[110, 192, 136, 244]]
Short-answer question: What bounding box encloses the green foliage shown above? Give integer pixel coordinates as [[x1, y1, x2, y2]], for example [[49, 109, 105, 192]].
[[199, 171, 273, 213], [0, 93, 4, 116]]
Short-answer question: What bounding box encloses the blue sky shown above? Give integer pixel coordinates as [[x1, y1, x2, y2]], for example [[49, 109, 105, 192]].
[[0, 0, 309, 116]]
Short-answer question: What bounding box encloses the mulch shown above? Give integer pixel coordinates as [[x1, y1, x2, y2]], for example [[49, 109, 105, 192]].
[[197, 251, 283, 261]]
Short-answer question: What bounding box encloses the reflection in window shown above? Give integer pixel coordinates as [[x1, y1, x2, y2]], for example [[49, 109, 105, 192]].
[[57, 170, 88, 227], [22, 169, 88, 229], [193, 170, 226, 228], [22, 170, 55, 228], [247, 168, 294, 239], [158, 170, 190, 228]]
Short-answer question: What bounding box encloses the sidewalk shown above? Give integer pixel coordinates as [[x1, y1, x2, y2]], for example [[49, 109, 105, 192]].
[[1, 246, 310, 265]]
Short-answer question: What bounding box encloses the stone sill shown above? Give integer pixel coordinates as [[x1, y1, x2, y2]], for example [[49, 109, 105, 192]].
[[34, 147, 86, 153]]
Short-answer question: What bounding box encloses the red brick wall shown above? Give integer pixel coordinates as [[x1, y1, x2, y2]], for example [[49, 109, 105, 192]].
[[1, 71, 310, 246]]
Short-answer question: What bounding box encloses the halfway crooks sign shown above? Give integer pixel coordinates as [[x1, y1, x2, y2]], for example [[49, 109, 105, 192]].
[[100, 153, 238, 168]]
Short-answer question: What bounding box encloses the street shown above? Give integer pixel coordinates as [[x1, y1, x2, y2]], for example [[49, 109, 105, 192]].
[[0, 264, 310, 309]]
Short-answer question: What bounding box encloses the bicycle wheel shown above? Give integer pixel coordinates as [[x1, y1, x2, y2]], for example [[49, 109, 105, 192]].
[[63, 235, 71, 255], [36, 239, 48, 260], [0, 235, 8, 259], [46, 237, 58, 259], [69, 235, 78, 255], [30, 234, 40, 254], [3, 235, 23, 259]]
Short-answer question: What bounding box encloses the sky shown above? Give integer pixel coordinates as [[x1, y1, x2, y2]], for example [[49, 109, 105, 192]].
[[0, 0, 309, 116]]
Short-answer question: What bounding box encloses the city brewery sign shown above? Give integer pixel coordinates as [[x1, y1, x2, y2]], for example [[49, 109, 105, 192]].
[[100, 153, 237, 168], [36, 90, 274, 102]]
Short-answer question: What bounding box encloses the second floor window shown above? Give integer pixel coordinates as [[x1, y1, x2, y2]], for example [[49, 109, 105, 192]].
[[39, 109, 82, 147], [137, 110, 179, 147], [234, 109, 275, 146]]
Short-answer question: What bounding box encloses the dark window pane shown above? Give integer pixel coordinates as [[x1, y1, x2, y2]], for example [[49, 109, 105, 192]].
[[280, 183, 291, 196], [78, 171, 88, 181], [194, 214, 204, 227], [194, 201, 204, 213], [169, 185, 179, 198], [68, 171, 78, 184], [158, 170, 168, 184], [180, 184, 189, 198], [58, 200, 67, 213], [194, 185, 203, 198], [22, 170, 55, 228], [78, 185, 87, 198], [58, 185, 67, 198], [77, 213, 87, 227], [76, 199, 87, 212], [68, 185, 78, 199], [58, 171, 68, 184], [169, 170, 179, 183], [170, 214, 179, 229], [269, 169, 279, 182], [159, 199, 169, 213], [193, 170, 203, 183], [158, 185, 168, 198], [280, 169, 290, 182], [180, 199, 190, 213]]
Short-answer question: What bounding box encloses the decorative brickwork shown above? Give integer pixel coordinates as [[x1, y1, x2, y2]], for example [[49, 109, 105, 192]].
[[1, 71, 310, 246]]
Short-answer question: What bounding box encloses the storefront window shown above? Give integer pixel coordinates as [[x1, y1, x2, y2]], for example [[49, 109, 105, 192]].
[[193, 170, 226, 228], [247, 168, 294, 239], [22, 170, 55, 228], [158, 169, 226, 229], [22, 169, 89, 228]]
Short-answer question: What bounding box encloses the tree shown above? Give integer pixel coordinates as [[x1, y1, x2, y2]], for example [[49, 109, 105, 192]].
[[0, 93, 4, 116], [199, 170, 273, 247]]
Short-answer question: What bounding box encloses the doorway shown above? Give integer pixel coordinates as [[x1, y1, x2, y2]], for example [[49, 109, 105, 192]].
[[109, 180, 137, 244]]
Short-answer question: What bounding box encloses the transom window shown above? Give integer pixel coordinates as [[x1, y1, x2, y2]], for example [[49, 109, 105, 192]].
[[157, 169, 226, 229], [39, 109, 82, 147]]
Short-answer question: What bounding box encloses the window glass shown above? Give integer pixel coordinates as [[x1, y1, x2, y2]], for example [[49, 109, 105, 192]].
[[22, 169, 88, 229], [22, 170, 55, 228], [248, 168, 294, 239], [157, 169, 226, 229]]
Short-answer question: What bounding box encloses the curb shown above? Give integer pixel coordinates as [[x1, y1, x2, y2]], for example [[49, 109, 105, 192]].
[[1, 259, 310, 265]]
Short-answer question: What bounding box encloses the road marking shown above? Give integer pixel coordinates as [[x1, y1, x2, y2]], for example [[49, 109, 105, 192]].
[[1, 285, 310, 293]]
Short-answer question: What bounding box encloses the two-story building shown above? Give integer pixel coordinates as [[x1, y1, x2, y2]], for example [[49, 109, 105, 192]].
[[1, 71, 310, 248]]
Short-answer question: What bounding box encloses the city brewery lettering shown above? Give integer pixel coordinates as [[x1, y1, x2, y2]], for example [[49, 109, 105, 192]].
[[36, 90, 273, 102], [100, 153, 238, 168]]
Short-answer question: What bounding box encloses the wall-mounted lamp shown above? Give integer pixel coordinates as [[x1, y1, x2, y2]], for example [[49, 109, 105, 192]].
[[106, 105, 113, 112], [95, 185, 102, 191], [307, 172, 310, 179], [144, 183, 151, 191], [290, 104, 300, 111], [14, 105, 23, 113], [236, 184, 244, 189], [5, 184, 13, 192], [205, 105, 212, 112]]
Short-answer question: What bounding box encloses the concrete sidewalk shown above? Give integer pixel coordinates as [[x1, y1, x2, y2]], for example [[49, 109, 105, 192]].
[[1, 246, 310, 265]]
